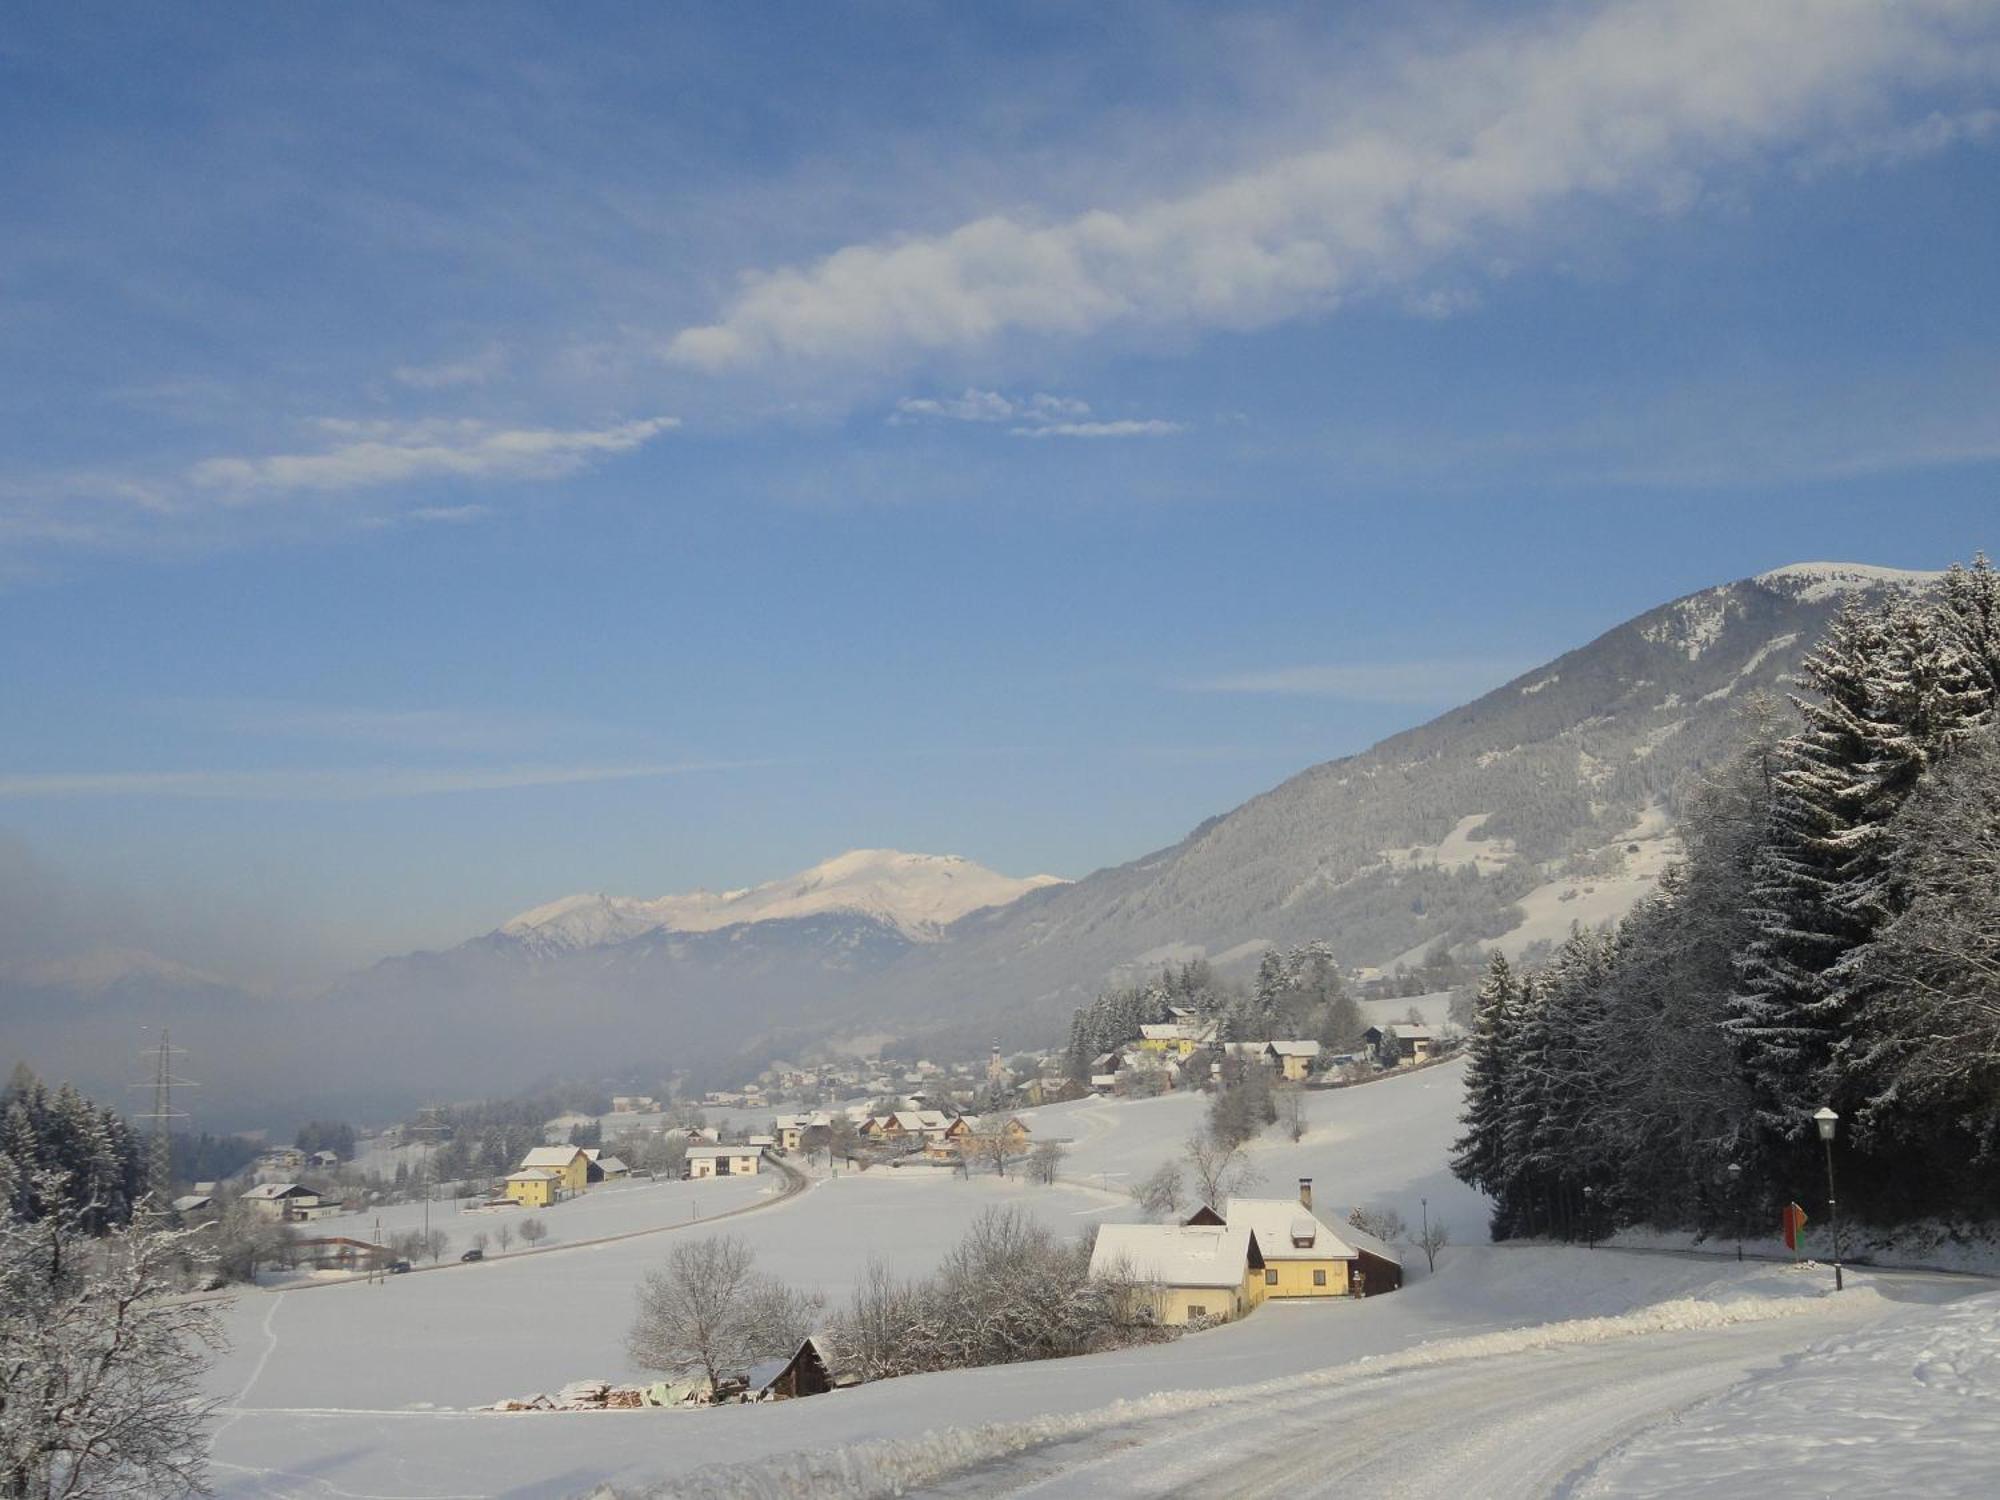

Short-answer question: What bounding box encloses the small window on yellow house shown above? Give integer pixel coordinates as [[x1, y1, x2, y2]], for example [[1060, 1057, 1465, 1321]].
[[1187, 1304, 1207, 1318], [1265, 1269, 1278, 1285], [1314, 1268, 1327, 1286]]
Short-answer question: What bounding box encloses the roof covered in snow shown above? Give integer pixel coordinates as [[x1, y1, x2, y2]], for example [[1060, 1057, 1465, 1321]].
[[1090, 1223, 1256, 1288], [1222, 1197, 1356, 1262]]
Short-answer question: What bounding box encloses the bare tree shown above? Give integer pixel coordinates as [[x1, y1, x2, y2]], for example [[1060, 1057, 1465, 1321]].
[[1276, 1086, 1307, 1143], [518, 1217, 548, 1247], [1417, 1218, 1450, 1272], [626, 1235, 821, 1388], [1130, 1162, 1186, 1220], [1, 1173, 228, 1499], [1182, 1131, 1262, 1210], [1026, 1141, 1065, 1185], [1347, 1205, 1407, 1243], [470, 1230, 489, 1254], [968, 1130, 1012, 1177], [422, 1228, 450, 1264], [492, 1222, 514, 1254]]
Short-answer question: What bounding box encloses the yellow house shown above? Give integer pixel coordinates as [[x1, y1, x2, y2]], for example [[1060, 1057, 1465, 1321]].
[[501, 1168, 559, 1208], [1088, 1222, 1267, 1326], [1190, 1179, 1405, 1297], [1135, 1022, 1218, 1059], [1269, 1039, 1321, 1082], [518, 1146, 590, 1197]]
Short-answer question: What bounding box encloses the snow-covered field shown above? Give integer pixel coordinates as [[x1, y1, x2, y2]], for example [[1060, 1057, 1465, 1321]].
[[1018, 1055, 1488, 1239], [200, 1062, 2000, 1499]]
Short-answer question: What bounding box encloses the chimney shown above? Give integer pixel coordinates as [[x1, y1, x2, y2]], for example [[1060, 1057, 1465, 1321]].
[[1298, 1177, 1313, 1211]]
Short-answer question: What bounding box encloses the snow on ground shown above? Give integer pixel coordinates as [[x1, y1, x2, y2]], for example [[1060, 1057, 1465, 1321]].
[[273, 1171, 769, 1267], [1578, 1289, 2000, 1499], [201, 1059, 2000, 1500], [1019, 1057, 1488, 1239], [623, 1258, 1976, 1500]]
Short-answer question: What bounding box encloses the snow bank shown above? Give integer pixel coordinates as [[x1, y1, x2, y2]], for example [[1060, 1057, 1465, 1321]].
[[615, 1264, 1863, 1500], [1606, 1219, 2000, 1277], [1580, 1290, 2000, 1498]]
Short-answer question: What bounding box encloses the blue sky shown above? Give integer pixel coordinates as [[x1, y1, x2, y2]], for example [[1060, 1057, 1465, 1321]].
[[2, 1, 1997, 986]]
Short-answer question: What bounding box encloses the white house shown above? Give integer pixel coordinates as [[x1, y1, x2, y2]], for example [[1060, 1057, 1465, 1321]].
[[685, 1144, 762, 1179]]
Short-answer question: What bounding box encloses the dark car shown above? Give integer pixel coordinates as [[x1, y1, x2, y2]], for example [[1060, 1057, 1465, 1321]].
[[460, 1248, 484, 1263], [389, 1260, 412, 1274]]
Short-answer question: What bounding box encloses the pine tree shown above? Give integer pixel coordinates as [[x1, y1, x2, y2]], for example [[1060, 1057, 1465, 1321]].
[[1450, 953, 1520, 1225], [1731, 602, 1893, 1141]]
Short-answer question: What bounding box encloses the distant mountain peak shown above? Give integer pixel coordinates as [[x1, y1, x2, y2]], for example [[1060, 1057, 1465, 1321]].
[[496, 849, 1066, 953], [1754, 561, 1944, 603]]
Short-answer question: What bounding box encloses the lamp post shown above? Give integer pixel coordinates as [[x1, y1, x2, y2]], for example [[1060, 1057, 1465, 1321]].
[[1582, 1185, 1595, 1249], [1725, 1162, 1743, 1262], [1813, 1107, 1843, 1292]]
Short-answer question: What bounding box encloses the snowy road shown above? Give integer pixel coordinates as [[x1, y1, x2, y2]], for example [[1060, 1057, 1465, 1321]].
[[927, 1320, 1833, 1498], [895, 1266, 1987, 1500]]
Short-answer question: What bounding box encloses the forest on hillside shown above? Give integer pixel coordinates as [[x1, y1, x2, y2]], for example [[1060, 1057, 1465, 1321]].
[[1453, 557, 2000, 1239]]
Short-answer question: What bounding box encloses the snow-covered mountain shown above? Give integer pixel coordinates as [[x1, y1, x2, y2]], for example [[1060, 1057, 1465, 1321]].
[[22, 560, 1942, 1119], [495, 849, 1065, 955]]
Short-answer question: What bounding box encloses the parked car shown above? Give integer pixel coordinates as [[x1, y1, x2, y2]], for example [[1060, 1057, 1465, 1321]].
[[389, 1261, 412, 1274], [460, 1248, 484, 1262]]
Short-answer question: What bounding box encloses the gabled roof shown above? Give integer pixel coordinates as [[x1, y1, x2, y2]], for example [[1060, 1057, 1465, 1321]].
[[594, 1156, 629, 1175], [1332, 1215, 1403, 1266], [1392, 1024, 1439, 1040], [241, 1181, 315, 1200], [503, 1168, 559, 1184], [685, 1143, 757, 1159], [1089, 1223, 1258, 1288], [1222, 1197, 1357, 1262], [1269, 1039, 1322, 1058], [521, 1146, 587, 1169]]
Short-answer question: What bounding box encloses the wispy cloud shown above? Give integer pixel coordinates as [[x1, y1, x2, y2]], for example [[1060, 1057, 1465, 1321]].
[[407, 503, 491, 525], [666, 0, 1986, 371], [891, 389, 1179, 439], [891, 390, 1091, 425], [391, 344, 509, 390], [0, 760, 765, 802], [183, 700, 589, 754], [1010, 419, 1184, 440], [188, 415, 678, 499], [1181, 659, 1532, 704]]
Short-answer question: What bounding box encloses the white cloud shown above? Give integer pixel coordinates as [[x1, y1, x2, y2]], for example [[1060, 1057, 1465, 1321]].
[[892, 389, 1177, 437], [391, 344, 509, 389], [1796, 105, 2000, 176], [892, 389, 1094, 424], [666, 0, 1990, 371], [188, 416, 677, 499], [1182, 659, 1532, 703], [0, 760, 762, 802], [407, 503, 491, 524], [1009, 419, 1184, 440]]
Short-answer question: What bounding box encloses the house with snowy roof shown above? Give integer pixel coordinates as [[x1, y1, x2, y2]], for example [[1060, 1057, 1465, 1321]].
[[517, 1145, 590, 1196], [1135, 1020, 1220, 1057], [240, 1182, 336, 1222], [501, 1168, 561, 1208], [1088, 1221, 1267, 1326], [1187, 1178, 1402, 1296]]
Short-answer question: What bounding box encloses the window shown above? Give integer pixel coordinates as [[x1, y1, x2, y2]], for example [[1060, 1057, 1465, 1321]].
[[1313, 1268, 1328, 1287], [1187, 1304, 1206, 1318], [1266, 1269, 1278, 1285]]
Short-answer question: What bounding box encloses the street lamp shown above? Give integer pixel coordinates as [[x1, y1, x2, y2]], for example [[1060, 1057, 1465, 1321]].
[[1582, 1185, 1595, 1249], [1813, 1107, 1843, 1292], [1725, 1162, 1743, 1262]]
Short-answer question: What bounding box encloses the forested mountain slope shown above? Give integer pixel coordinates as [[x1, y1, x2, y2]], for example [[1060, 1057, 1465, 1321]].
[[881, 563, 1937, 1047]]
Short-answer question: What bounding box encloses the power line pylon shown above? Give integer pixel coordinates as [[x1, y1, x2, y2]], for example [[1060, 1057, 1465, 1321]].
[[132, 1028, 196, 1204]]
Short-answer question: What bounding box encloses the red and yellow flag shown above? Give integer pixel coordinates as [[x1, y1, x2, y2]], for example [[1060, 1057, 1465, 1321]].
[[1782, 1201, 1809, 1251]]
